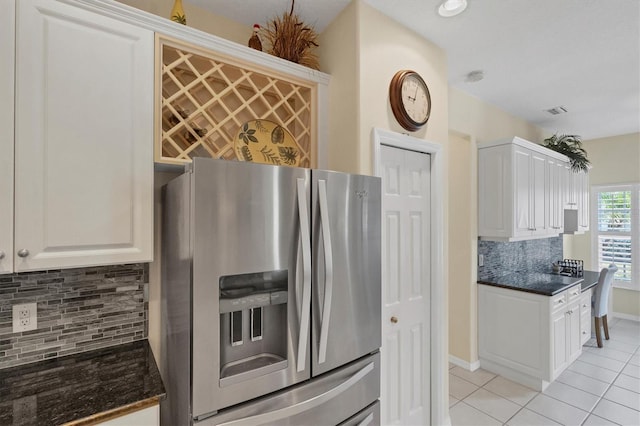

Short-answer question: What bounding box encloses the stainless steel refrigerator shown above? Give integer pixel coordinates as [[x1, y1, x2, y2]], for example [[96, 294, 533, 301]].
[[161, 158, 381, 425]]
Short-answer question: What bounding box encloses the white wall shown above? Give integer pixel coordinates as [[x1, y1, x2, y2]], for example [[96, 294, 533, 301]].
[[447, 87, 545, 365], [449, 88, 545, 144], [320, 2, 450, 420], [317, 2, 359, 174], [116, 0, 250, 44], [569, 132, 640, 318], [357, 3, 449, 175]]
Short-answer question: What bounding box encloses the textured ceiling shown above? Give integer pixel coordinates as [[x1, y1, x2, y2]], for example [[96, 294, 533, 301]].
[[187, 0, 640, 140]]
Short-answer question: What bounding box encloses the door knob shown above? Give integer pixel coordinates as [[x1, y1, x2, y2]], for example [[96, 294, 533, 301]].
[[0, 251, 4, 260], [390, 316, 398, 324], [17, 249, 29, 258]]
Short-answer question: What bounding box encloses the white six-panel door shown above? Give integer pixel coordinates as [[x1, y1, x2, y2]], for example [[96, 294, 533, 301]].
[[380, 145, 431, 425]]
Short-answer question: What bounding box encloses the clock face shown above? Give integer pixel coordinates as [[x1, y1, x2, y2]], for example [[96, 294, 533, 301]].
[[401, 74, 430, 124], [389, 70, 432, 131]]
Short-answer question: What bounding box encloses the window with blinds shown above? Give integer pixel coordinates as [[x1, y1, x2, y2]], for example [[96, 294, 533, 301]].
[[592, 185, 639, 289]]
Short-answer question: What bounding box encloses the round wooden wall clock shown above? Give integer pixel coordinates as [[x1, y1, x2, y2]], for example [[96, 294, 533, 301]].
[[389, 70, 432, 131]]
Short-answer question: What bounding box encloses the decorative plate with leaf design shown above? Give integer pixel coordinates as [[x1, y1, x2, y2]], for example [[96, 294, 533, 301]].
[[234, 120, 300, 167]]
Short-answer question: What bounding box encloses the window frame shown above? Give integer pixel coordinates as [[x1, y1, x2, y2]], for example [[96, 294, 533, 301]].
[[590, 183, 640, 291]]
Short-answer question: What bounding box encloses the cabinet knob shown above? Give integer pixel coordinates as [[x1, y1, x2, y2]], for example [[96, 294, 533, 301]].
[[17, 249, 29, 258], [390, 316, 398, 324], [0, 251, 4, 260], [582, 331, 587, 334]]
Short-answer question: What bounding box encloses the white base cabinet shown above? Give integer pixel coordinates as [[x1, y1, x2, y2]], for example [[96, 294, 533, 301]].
[[4, 0, 155, 273], [479, 284, 586, 391]]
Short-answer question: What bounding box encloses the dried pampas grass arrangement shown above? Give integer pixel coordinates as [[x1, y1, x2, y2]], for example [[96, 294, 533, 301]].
[[263, 0, 320, 70]]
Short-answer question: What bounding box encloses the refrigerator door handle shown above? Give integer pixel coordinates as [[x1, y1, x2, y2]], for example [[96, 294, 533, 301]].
[[216, 362, 375, 426], [317, 179, 334, 365], [296, 178, 311, 373]]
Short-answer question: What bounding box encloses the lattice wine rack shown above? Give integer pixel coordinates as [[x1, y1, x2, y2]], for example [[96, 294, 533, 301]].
[[156, 36, 316, 167]]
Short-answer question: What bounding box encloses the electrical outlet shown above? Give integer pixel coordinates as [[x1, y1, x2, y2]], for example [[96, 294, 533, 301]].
[[478, 254, 484, 267], [12, 303, 37, 333]]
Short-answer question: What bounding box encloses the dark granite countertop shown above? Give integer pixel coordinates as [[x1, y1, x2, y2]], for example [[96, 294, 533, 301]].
[[0, 340, 165, 425], [478, 270, 601, 296], [580, 270, 600, 292], [478, 272, 583, 296]]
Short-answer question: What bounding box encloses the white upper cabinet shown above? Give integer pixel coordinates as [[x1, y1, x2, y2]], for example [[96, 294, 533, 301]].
[[11, 0, 154, 272], [512, 146, 547, 238], [547, 157, 565, 232], [564, 170, 590, 234], [478, 137, 570, 241], [0, 0, 15, 274], [577, 171, 590, 231]]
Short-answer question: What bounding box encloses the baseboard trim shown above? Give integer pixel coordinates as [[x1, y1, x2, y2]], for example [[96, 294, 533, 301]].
[[612, 312, 640, 322], [479, 358, 548, 391], [449, 355, 480, 371]]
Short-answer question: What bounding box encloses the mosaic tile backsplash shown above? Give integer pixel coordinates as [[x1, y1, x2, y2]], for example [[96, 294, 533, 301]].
[[478, 236, 563, 281], [0, 264, 148, 370]]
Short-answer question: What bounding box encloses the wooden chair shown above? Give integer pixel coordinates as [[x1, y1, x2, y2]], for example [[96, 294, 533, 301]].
[[593, 264, 618, 348]]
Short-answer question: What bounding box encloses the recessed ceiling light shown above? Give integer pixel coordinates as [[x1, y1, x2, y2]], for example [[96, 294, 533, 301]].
[[438, 0, 468, 17], [465, 70, 484, 82]]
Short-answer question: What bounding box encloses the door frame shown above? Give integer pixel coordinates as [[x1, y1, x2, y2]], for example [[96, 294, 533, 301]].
[[372, 128, 447, 426]]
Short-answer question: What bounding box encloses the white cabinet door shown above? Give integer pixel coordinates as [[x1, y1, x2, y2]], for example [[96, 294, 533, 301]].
[[566, 168, 578, 209], [565, 170, 590, 234], [567, 301, 581, 363], [478, 145, 510, 238], [531, 152, 547, 236], [513, 147, 533, 237], [0, 0, 15, 274], [577, 171, 590, 231], [580, 289, 592, 345], [551, 309, 568, 378], [513, 147, 547, 238], [563, 162, 574, 209], [14, 0, 154, 271], [548, 158, 564, 233]]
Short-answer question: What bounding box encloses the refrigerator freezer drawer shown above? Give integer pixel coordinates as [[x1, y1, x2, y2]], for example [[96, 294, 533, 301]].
[[338, 401, 380, 426], [199, 352, 380, 426]]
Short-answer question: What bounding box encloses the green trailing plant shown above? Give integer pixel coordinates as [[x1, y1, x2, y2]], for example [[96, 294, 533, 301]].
[[542, 134, 590, 172]]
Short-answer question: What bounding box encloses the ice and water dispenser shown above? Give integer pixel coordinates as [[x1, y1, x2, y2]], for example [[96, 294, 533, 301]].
[[218, 270, 289, 386]]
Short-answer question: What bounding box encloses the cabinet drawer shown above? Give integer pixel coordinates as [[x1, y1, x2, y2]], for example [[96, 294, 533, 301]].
[[580, 289, 592, 309], [568, 285, 582, 302], [580, 312, 591, 344], [551, 292, 567, 312]]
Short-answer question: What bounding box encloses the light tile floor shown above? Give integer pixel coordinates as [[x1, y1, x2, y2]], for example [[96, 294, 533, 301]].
[[450, 318, 640, 426]]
